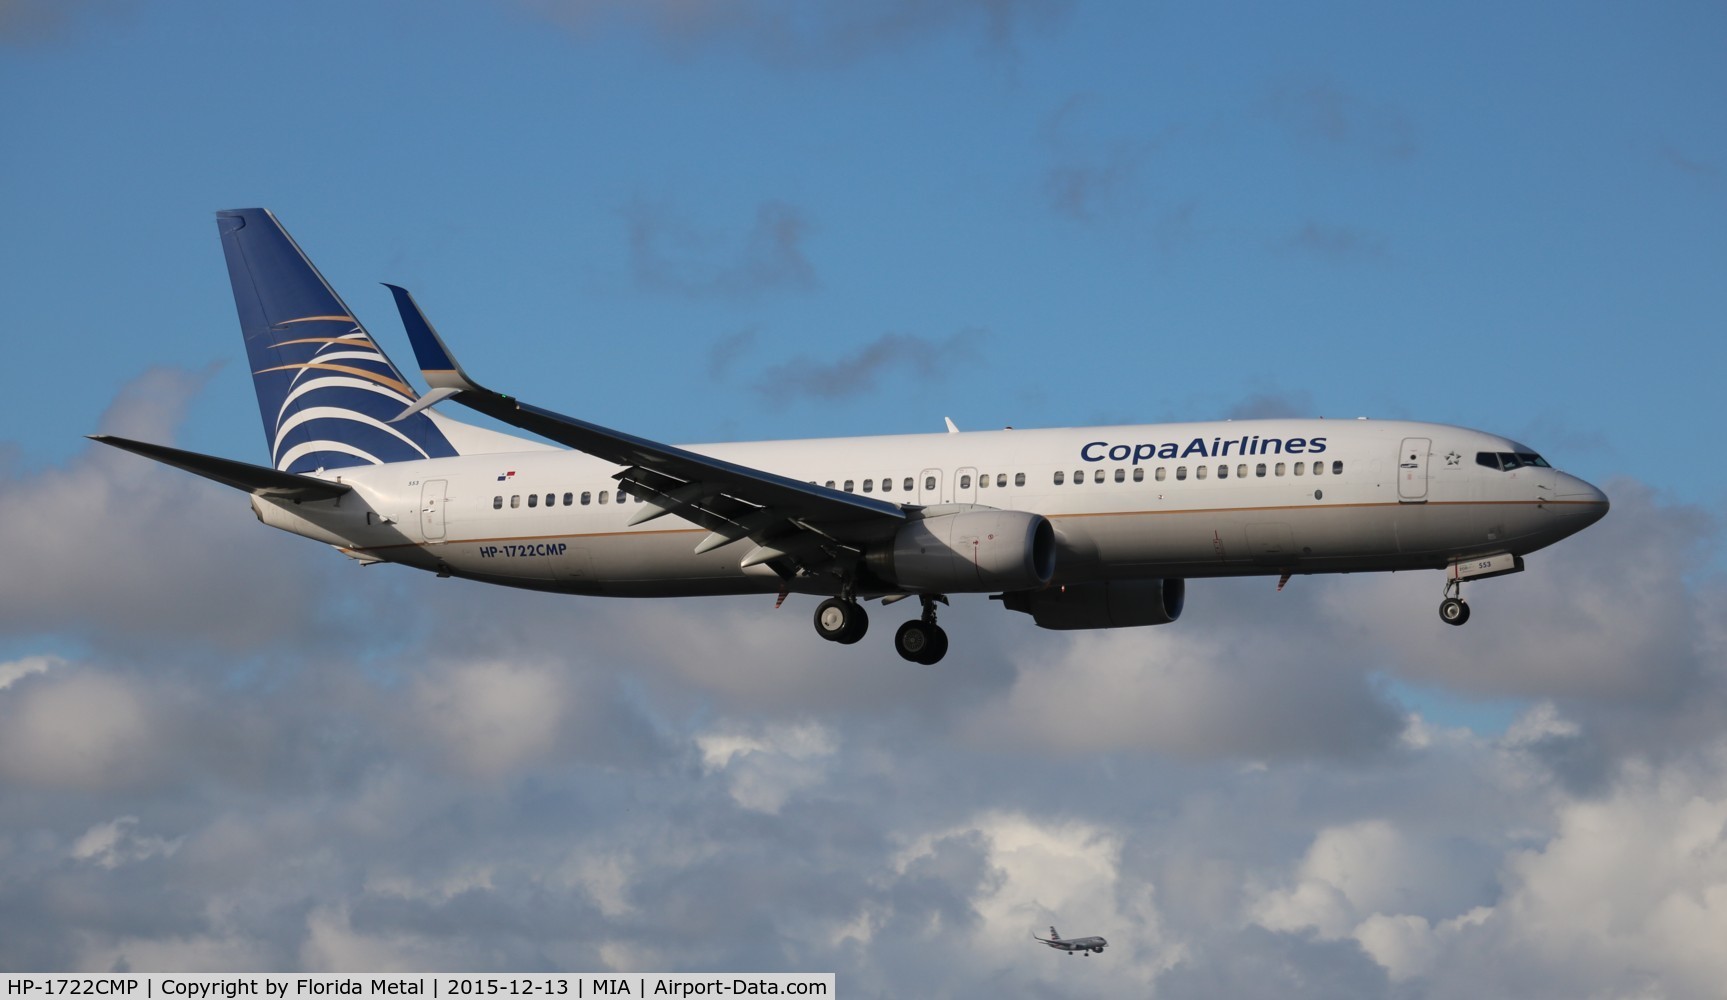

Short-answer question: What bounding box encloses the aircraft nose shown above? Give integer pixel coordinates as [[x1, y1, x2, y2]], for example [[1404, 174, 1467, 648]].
[[1549, 473, 1609, 526]]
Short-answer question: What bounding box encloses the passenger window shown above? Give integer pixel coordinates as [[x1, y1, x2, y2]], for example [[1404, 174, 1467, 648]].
[[1313, 462, 1324, 476], [863, 479, 873, 493], [904, 477, 914, 491], [1294, 462, 1305, 476], [1196, 465, 1209, 480], [563, 492, 573, 506], [493, 496, 503, 510], [545, 493, 555, 506], [880, 477, 892, 494], [1276, 462, 1286, 476], [1155, 467, 1167, 482], [1014, 472, 1025, 487], [1074, 470, 1084, 484], [581, 491, 592, 505], [1256, 463, 1267, 478], [1238, 464, 1249, 479], [1114, 469, 1126, 483], [1332, 460, 1343, 475], [978, 474, 989, 488], [511, 495, 520, 508], [924, 476, 936, 491], [599, 491, 609, 504], [1217, 464, 1229, 479], [1094, 469, 1105, 484], [1133, 468, 1144, 482], [824, 480, 835, 489], [960, 475, 972, 489], [842, 480, 853, 492], [1054, 471, 1065, 485], [1176, 466, 1188, 481], [528, 494, 538, 508]]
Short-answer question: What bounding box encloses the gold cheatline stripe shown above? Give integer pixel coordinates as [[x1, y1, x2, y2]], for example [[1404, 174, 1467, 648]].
[[340, 498, 1608, 554], [266, 336, 377, 349], [274, 315, 355, 326], [251, 362, 413, 397]]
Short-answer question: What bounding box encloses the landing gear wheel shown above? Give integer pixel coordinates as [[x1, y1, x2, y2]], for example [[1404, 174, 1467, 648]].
[[1439, 596, 1471, 626], [894, 620, 949, 664], [814, 598, 868, 644]]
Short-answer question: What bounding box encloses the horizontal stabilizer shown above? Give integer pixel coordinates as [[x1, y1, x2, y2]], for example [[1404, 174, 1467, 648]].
[[89, 435, 351, 501]]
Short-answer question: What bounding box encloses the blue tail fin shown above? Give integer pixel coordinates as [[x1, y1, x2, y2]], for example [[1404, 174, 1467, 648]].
[[217, 208, 459, 473]]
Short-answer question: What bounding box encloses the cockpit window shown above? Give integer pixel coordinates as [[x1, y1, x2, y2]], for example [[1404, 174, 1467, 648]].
[[1477, 451, 1553, 471]]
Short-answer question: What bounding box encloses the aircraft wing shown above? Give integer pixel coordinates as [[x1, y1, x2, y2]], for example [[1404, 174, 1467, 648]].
[[385, 286, 908, 577]]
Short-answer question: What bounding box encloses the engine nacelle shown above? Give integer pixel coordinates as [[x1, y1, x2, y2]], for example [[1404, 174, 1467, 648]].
[[997, 578, 1186, 630], [867, 508, 1056, 593]]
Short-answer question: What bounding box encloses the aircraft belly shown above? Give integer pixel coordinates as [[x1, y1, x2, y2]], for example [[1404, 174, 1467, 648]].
[[1052, 500, 1542, 579], [435, 527, 778, 597]]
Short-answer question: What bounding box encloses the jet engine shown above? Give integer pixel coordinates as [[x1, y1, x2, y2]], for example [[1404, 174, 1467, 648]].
[[867, 508, 1055, 593], [996, 578, 1185, 630]]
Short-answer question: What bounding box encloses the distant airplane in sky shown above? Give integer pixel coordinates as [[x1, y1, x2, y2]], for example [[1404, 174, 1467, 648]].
[[93, 209, 1609, 664], [1034, 926, 1107, 956]]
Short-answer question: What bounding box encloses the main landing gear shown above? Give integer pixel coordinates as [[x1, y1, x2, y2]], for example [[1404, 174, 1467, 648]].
[[893, 596, 949, 665], [813, 597, 868, 644], [1439, 579, 1471, 626], [812, 594, 950, 664]]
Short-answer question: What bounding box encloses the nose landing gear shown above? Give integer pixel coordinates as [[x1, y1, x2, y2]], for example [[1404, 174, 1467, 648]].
[[1439, 579, 1471, 626]]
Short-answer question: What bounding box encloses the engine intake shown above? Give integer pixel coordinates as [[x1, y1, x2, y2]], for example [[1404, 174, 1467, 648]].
[[868, 508, 1056, 593], [997, 578, 1185, 630]]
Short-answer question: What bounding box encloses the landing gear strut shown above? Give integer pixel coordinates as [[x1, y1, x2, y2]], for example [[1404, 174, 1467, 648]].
[[1439, 579, 1471, 626], [893, 595, 949, 664], [813, 597, 868, 644]]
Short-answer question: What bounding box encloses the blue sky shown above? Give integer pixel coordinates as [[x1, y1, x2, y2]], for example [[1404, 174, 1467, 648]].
[[4, 2, 1727, 992], [5, 2, 1721, 499]]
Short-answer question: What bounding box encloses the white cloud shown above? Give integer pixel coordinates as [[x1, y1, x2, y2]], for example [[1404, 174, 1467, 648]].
[[0, 654, 58, 691], [958, 618, 1404, 759], [68, 816, 182, 869], [696, 720, 838, 813], [410, 659, 571, 778], [0, 668, 158, 791]]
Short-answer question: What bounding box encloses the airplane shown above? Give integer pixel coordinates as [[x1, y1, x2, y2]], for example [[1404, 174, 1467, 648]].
[[92, 209, 1610, 665], [1034, 926, 1107, 956]]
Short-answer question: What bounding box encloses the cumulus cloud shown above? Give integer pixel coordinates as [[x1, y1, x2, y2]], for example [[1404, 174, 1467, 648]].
[[960, 623, 1406, 759], [4, 370, 1726, 997]]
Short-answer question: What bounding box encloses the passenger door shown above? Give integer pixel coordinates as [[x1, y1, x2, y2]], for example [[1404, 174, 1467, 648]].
[[420, 479, 448, 538], [1397, 438, 1430, 502]]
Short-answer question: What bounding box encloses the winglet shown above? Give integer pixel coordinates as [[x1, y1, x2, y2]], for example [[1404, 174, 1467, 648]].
[[944, 417, 959, 434], [384, 284, 481, 393]]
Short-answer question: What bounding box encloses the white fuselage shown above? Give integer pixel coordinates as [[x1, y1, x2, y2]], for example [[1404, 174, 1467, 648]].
[[251, 418, 1607, 598]]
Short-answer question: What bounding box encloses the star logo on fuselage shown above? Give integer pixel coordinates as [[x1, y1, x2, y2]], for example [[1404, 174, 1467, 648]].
[[1445, 450, 1462, 466]]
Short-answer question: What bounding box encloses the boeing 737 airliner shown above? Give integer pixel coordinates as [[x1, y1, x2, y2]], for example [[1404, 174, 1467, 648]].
[[93, 209, 1609, 664]]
